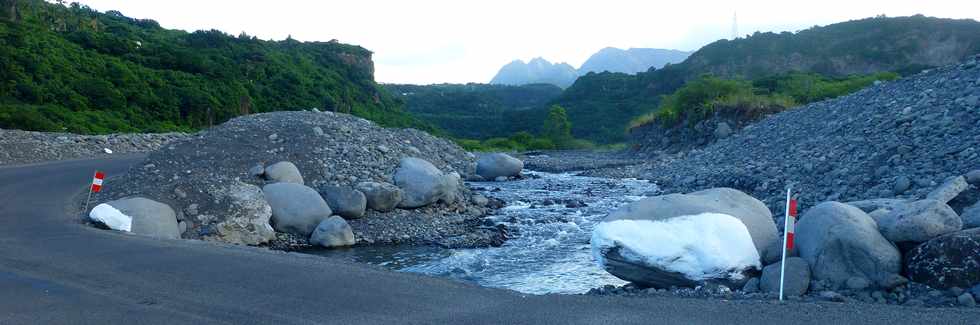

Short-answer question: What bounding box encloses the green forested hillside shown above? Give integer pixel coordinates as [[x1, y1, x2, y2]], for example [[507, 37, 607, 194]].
[[385, 83, 561, 139], [0, 0, 430, 134], [551, 15, 980, 143]]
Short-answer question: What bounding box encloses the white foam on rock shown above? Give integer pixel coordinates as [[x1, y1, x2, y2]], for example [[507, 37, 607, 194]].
[[591, 213, 761, 281], [89, 203, 133, 232]]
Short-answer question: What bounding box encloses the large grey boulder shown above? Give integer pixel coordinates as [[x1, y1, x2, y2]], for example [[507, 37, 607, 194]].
[[476, 153, 523, 180], [603, 188, 777, 254], [962, 201, 980, 229], [760, 257, 811, 296], [356, 181, 403, 212], [393, 157, 452, 209], [877, 199, 962, 243], [795, 202, 901, 289], [264, 161, 304, 184], [592, 188, 776, 288], [927, 176, 969, 204], [906, 228, 980, 289], [309, 216, 355, 248], [439, 172, 461, 204], [209, 181, 275, 245], [263, 183, 332, 237], [101, 197, 180, 239], [319, 186, 366, 219]]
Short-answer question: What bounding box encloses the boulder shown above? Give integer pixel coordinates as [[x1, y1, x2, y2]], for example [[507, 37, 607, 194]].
[[94, 197, 180, 239], [476, 153, 524, 180], [439, 172, 461, 204], [961, 201, 980, 229], [393, 157, 451, 208], [263, 183, 332, 237], [906, 228, 980, 289], [264, 161, 304, 184], [795, 202, 901, 289], [319, 186, 367, 219], [309, 216, 355, 248], [966, 170, 980, 186], [927, 176, 969, 204], [355, 181, 403, 212], [210, 181, 275, 245], [845, 198, 907, 214], [761, 237, 798, 265], [760, 257, 810, 296], [591, 188, 777, 288], [877, 199, 962, 243]]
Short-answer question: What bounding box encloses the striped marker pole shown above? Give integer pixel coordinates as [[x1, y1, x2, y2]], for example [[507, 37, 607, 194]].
[[81, 171, 104, 218], [779, 186, 798, 301]]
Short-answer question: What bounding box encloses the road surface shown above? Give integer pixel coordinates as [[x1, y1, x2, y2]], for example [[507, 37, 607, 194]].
[[1, 156, 977, 324]]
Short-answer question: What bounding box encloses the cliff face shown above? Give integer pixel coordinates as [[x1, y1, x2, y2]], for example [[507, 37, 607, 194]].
[[489, 58, 579, 88]]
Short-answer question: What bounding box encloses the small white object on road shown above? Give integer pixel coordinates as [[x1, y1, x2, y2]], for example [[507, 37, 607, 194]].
[[89, 203, 132, 232], [103, 148, 113, 154]]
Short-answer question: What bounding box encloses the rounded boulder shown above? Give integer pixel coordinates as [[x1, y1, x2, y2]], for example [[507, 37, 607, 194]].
[[795, 202, 901, 289], [760, 257, 811, 296], [98, 197, 180, 239], [310, 216, 355, 248], [264, 161, 304, 184], [263, 183, 332, 237], [319, 186, 367, 219], [877, 199, 962, 243], [393, 157, 451, 209], [476, 153, 523, 180], [355, 181, 403, 212]]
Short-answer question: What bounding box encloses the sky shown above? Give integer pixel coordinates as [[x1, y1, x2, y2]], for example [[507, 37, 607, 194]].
[[75, 0, 980, 85]]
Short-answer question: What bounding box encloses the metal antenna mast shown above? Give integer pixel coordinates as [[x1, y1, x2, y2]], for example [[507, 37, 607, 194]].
[[732, 11, 738, 40]]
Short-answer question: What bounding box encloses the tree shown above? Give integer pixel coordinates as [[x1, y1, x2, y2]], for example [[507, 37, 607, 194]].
[[543, 105, 572, 148]]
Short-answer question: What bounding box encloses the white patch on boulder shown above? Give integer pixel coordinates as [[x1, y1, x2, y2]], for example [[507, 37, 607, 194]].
[[591, 213, 761, 281], [89, 203, 132, 232]]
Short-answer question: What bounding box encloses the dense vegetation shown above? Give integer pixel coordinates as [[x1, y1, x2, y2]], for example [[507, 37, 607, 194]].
[[0, 0, 431, 134], [384, 83, 561, 139], [455, 105, 598, 152], [629, 72, 900, 128], [551, 15, 980, 143]]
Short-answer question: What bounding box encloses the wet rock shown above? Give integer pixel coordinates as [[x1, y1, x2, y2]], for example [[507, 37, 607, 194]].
[[961, 201, 980, 229], [796, 202, 901, 289], [958, 293, 976, 307], [966, 170, 980, 186]]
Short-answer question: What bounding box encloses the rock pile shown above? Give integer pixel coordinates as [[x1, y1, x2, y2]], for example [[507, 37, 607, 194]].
[[0, 128, 185, 166], [637, 54, 980, 215], [93, 111, 499, 248]]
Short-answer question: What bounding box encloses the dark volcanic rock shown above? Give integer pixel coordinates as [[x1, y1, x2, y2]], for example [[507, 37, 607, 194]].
[[906, 228, 980, 289]]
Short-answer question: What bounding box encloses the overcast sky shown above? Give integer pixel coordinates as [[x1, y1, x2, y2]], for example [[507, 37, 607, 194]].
[[76, 0, 980, 85]]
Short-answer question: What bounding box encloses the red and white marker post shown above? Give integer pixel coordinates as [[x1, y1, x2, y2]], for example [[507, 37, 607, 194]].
[[82, 171, 105, 216], [779, 185, 799, 301]]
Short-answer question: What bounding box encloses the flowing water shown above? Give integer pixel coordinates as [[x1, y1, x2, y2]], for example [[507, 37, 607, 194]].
[[307, 171, 660, 294]]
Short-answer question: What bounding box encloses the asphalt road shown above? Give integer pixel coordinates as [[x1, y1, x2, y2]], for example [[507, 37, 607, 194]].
[[1, 156, 978, 324]]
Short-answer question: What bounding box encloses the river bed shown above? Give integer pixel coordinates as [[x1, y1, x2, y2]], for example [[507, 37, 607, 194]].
[[306, 171, 660, 294]]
